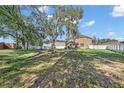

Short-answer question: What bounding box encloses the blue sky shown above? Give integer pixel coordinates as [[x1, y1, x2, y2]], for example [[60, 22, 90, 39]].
[[1, 5, 124, 43], [78, 5, 124, 41]]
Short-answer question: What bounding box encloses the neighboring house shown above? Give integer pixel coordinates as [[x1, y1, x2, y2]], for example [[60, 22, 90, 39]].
[[102, 39, 120, 45], [0, 42, 16, 49], [75, 35, 92, 48], [120, 41, 124, 44], [68, 35, 92, 48]]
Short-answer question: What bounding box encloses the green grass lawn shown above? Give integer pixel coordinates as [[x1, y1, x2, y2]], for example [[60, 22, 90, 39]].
[[0, 49, 124, 88]]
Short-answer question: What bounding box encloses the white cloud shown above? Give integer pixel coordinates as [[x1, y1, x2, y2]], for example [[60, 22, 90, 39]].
[[38, 6, 48, 13], [82, 20, 95, 28], [47, 15, 53, 19], [47, 15, 53, 20], [115, 37, 124, 40], [111, 5, 124, 17], [107, 32, 116, 37]]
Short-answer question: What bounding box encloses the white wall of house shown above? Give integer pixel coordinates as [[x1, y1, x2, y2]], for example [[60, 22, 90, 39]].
[[21, 46, 41, 49], [56, 46, 65, 49], [42, 43, 51, 49], [26, 45, 41, 49], [23, 42, 65, 49], [42, 41, 65, 49], [55, 42, 65, 49]]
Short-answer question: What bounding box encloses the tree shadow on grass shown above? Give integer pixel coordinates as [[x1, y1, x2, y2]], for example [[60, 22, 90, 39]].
[[31, 51, 116, 88], [0, 50, 123, 88], [0, 49, 37, 64], [0, 51, 64, 87], [0, 55, 13, 61], [91, 50, 124, 63], [13, 49, 36, 56]]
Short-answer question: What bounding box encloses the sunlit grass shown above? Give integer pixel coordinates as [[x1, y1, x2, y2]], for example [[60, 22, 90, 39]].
[[0, 49, 124, 87]]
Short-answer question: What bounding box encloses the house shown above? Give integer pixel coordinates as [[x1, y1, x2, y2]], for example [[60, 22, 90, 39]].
[[68, 35, 92, 48], [120, 41, 124, 44], [0, 42, 16, 49], [102, 39, 120, 45], [75, 35, 92, 48]]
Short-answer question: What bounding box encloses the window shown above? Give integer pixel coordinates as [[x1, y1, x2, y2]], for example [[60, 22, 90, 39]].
[[80, 43, 84, 47]]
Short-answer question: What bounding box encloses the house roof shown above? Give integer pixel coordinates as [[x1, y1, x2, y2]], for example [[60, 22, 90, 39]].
[[0, 42, 15, 44], [44, 35, 92, 44], [56, 40, 65, 42], [76, 35, 92, 39], [120, 41, 124, 43], [0, 42, 4, 44]]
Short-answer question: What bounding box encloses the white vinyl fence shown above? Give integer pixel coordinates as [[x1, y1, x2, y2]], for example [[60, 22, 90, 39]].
[[107, 44, 124, 53], [89, 45, 108, 49], [26, 43, 65, 49], [89, 44, 124, 53]]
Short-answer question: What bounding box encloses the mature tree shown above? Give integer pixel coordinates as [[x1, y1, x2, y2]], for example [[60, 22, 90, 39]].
[[92, 36, 98, 45], [45, 6, 65, 50], [64, 6, 83, 48], [0, 5, 23, 48], [0, 5, 46, 50], [45, 6, 83, 50], [0, 5, 84, 50]]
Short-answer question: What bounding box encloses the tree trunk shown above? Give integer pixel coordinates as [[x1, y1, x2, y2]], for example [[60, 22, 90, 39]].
[[22, 40, 26, 49], [16, 38, 19, 49], [15, 32, 18, 49], [65, 30, 70, 49], [51, 38, 56, 53], [72, 35, 76, 48], [23, 43, 26, 49], [26, 41, 29, 50], [65, 40, 68, 49]]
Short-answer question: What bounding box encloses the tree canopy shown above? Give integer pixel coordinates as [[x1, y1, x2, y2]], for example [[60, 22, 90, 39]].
[[0, 5, 83, 50]]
